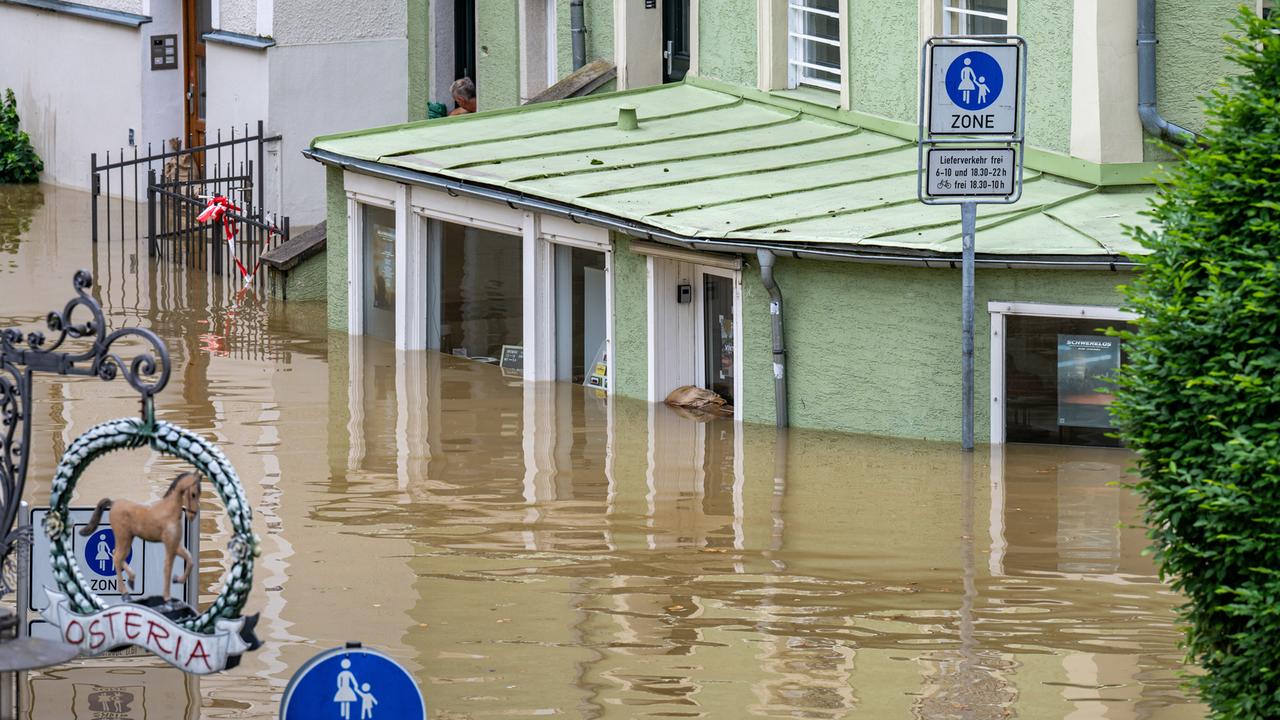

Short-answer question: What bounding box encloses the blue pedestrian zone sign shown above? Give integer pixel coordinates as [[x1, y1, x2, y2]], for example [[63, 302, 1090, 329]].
[[945, 51, 1003, 111], [84, 528, 132, 578], [282, 646, 426, 720], [928, 43, 1020, 135]]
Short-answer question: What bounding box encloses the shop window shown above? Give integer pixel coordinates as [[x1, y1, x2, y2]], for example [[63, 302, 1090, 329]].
[[788, 0, 844, 91], [554, 246, 607, 385], [429, 221, 523, 362], [702, 273, 735, 405], [942, 0, 1009, 35], [361, 205, 397, 342], [1003, 314, 1135, 447]]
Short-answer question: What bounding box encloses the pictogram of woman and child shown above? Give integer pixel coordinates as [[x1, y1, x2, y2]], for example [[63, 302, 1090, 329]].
[[334, 659, 378, 719], [956, 57, 991, 106]]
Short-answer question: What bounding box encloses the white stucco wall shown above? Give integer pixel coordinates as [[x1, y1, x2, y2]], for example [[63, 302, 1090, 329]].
[[217, 0, 258, 35], [204, 43, 276, 206], [266, 38, 408, 223], [0, 6, 145, 194], [73, 0, 144, 14], [139, 1, 186, 154], [272, 0, 405, 45]]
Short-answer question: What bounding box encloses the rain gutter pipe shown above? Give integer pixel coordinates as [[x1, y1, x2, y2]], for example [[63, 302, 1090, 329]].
[[303, 148, 1138, 271], [755, 249, 789, 428], [570, 0, 586, 70], [1137, 0, 1197, 146]]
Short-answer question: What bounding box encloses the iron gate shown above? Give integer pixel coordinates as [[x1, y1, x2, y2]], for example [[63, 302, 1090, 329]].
[[90, 122, 289, 287]]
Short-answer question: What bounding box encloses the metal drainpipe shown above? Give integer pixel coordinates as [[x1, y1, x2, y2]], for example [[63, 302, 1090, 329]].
[[571, 0, 586, 71], [1138, 0, 1197, 146], [756, 249, 789, 428]]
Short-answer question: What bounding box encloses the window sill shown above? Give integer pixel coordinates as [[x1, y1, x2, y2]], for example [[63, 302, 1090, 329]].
[[769, 86, 842, 111], [0, 0, 150, 27], [203, 29, 276, 50]]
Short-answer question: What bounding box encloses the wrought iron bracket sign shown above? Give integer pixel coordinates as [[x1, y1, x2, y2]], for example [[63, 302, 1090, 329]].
[[1, 270, 260, 674]]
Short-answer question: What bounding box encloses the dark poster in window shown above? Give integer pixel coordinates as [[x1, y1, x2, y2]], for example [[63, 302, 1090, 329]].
[[372, 224, 396, 311], [1056, 334, 1120, 428]]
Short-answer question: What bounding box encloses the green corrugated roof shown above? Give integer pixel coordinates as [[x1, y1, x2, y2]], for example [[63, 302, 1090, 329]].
[[313, 82, 1154, 258]]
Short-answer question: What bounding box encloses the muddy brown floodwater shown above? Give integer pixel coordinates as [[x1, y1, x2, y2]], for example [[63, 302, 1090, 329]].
[[1, 185, 1202, 718]]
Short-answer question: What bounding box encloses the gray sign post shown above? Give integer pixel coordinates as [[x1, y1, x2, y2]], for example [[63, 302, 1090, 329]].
[[918, 35, 1028, 450]]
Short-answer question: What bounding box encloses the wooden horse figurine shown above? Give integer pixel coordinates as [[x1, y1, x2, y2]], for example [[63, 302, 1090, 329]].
[[79, 472, 200, 603]]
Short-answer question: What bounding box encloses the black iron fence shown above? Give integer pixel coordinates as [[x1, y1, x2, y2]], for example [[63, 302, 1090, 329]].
[[147, 170, 289, 286], [90, 122, 290, 290]]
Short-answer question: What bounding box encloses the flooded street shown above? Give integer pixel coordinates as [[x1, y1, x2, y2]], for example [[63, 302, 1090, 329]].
[[2, 184, 1202, 718]]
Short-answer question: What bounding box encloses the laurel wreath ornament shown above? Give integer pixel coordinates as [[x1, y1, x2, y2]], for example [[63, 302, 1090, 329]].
[[43, 415, 258, 633]]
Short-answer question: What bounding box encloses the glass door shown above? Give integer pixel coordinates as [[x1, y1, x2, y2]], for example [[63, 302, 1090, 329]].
[[554, 245, 607, 387], [702, 273, 734, 404], [361, 205, 397, 342], [662, 0, 690, 82]]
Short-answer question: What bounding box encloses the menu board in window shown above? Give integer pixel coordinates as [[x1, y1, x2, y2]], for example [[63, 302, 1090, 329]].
[[1057, 334, 1120, 428]]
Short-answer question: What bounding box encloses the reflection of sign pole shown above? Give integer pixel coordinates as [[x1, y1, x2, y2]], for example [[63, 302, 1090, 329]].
[[918, 35, 1028, 450]]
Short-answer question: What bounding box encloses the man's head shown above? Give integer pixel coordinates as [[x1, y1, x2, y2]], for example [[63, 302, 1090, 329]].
[[450, 77, 477, 113]]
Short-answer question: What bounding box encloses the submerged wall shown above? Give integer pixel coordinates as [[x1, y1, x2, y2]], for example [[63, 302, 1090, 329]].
[[609, 241, 1130, 443]]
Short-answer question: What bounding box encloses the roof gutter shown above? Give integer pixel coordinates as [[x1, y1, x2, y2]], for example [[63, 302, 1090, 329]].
[[1137, 0, 1198, 146], [304, 147, 1140, 270]]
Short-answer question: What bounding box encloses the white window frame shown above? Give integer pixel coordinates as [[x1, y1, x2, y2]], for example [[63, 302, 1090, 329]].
[[787, 0, 846, 92], [987, 301, 1137, 445], [940, 0, 1015, 36], [344, 173, 400, 338]]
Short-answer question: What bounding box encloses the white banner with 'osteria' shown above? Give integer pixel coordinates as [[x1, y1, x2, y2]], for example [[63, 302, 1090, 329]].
[[43, 589, 253, 674]]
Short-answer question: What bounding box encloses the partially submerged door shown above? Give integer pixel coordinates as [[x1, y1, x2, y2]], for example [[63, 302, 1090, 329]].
[[182, 0, 210, 148], [662, 0, 690, 82]]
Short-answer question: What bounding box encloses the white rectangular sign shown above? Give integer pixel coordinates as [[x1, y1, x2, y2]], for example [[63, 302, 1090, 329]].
[[928, 44, 1020, 136], [27, 507, 194, 614], [925, 148, 1017, 198]]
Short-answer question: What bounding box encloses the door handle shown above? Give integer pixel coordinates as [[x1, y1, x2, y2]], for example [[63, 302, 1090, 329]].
[[187, 83, 194, 115], [664, 40, 674, 75]]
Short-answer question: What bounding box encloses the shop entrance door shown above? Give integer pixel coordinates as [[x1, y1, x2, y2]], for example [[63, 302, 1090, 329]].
[[361, 205, 397, 342]]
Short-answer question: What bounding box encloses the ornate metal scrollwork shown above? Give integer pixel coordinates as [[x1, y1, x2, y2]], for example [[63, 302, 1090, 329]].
[[0, 270, 171, 600]]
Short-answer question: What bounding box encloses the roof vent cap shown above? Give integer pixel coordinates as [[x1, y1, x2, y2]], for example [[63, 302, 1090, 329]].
[[617, 105, 639, 131]]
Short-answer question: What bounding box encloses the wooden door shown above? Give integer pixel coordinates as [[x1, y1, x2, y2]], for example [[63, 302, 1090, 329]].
[[182, 0, 210, 149]]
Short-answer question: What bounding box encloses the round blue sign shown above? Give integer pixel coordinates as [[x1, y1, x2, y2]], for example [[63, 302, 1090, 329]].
[[85, 528, 131, 578], [281, 646, 425, 720], [945, 51, 1004, 111]]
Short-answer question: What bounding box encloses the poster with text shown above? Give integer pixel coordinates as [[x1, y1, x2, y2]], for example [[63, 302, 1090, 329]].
[[1057, 334, 1121, 428]]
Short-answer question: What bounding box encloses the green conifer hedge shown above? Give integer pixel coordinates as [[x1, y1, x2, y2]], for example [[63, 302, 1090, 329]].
[[1111, 8, 1280, 718], [0, 89, 43, 184]]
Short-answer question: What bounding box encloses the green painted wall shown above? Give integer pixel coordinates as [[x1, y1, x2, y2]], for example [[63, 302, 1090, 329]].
[[408, 0, 429, 120], [285, 252, 329, 302], [1018, 0, 1074, 155], [557, 0, 614, 78], [611, 235, 648, 400], [847, 0, 917, 124], [1147, 0, 1241, 161], [697, 0, 757, 88], [477, 0, 521, 110], [739, 260, 1129, 441], [326, 166, 348, 331]]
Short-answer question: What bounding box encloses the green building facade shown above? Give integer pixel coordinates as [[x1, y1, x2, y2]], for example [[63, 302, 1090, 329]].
[[309, 0, 1252, 445]]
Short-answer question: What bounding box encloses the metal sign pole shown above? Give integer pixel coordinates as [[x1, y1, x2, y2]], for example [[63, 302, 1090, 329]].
[[960, 202, 977, 451], [918, 34, 1027, 450]]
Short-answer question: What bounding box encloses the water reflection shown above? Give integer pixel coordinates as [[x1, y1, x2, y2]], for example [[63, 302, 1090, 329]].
[[0, 185, 1200, 719]]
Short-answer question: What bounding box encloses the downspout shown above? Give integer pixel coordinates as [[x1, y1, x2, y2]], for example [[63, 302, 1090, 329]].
[[756, 249, 789, 428], [570, 0, 587, 71], [1137, 0, 1197, 146]]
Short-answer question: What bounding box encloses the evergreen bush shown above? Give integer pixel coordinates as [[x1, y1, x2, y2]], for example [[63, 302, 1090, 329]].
[[0, 88, 43, 184], [1111, 8, 1280, 718]]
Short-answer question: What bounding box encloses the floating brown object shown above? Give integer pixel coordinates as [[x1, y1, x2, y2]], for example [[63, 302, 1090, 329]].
[[664, 385, 733, 419]]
